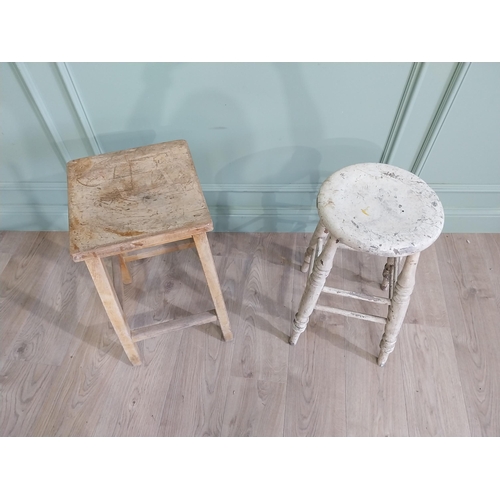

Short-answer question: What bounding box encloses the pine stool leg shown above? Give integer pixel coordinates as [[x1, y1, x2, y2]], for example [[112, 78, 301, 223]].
[[290, 236, 339, 345], [85, 256, 141, 366], [193, 233, 233, 342], [118, 254, 132, 284], [377, 252, 420, 367]]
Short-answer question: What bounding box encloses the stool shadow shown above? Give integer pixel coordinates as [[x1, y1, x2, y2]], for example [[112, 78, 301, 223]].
[[312, 319, 378, 365], [0, 282, 129, 363]]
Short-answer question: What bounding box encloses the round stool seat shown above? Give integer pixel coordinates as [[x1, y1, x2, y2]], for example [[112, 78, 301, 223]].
[[317, 163, 445, 257]]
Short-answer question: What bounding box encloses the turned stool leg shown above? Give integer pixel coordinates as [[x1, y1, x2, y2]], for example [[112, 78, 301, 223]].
[[301, 220, 329, 273], [377, 252, 420, 367], [85, 256, 141, 366], [193, 232, 233, 342], [290, 236, 339, 345]]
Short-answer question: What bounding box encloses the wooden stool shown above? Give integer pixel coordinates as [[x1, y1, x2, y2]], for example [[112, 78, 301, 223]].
[[67, 140, 233, 366], [290, 163, 444, 367]]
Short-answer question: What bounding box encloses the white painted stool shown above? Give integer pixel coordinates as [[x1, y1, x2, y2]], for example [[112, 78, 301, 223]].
[[290, 163, 444, 367]]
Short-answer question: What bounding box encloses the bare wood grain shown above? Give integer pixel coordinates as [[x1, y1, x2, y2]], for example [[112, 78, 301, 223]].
[[112, 256, 125, 309], [123, 240, 195, 262], [118, 254, 132, 284], [86, 257, 141, 366], [131, 310, 217, 342], [193, 232, 233, 342], [67, 140, 213, 261]]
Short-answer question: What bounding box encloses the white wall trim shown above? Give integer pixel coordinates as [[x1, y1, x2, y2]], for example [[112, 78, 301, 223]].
[[2, 182, 500, 194], [0, 182, 67, 191], [411, 62, 471, 177], [2, 206, 498, 216], [55, 62, 102, 155], [0, 205, 68, 214], [12, 63, 71, 166], [430, 184, 500, 193], [379, 62, 424, 164], [1, 205, 498, 233]]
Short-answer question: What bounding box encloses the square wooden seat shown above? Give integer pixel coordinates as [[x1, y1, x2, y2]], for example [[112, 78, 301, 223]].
[[67, 140, 233, 366]]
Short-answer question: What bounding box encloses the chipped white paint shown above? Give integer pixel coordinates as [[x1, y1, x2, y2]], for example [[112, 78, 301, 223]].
[[378, 253, 420, 367], [322, 286, 391, 305], [315, 304, 388, 325], [290, 235, 339, 345], [317, 163, 445, 257], [291, 163, 445, 366], [301, 219, 329, 273]]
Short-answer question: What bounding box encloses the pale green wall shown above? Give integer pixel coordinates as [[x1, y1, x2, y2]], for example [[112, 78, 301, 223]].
[[1, 62, 499, 232]]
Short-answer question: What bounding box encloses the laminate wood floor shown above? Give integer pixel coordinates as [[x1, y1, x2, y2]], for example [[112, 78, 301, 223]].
[[1, 231, 499, 436]]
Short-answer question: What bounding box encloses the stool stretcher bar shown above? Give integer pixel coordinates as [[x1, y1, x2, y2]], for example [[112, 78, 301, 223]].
[[123, 239, 196, 262], [321, 286, 391, 305], [131, 309, 218, 342], [314, 304, 388, 324]]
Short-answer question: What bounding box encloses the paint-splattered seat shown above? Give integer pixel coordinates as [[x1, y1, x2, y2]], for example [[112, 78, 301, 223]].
[[290, 163, 444, 367]]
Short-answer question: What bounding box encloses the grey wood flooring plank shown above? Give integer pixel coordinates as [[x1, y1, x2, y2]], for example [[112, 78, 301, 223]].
[[157, 252, 238, 436], [157, 325, 234, 437], [405, 242, 451, 328], [398, 238, 468, 436], [400, 325, 470, 436], [96, 249, 230, 437], [28, 292, 125, 436], [93, 332, 184, 436], [0, 231, 37, 276], [284, 239, 346, 436], [209, 232, 296, 266], [0, 232, 66, 366], [285, 312, 346, 436], [229, 235, 293, 383], [476, 234, 500, 309], [342, 250, 409, 437], [436, 234, 500, 436], [1, 231, 498, 437], [222, 378, 286, 436], [0, 359, 58, 436], [92, 251, 184, 436], [222, 234, 294, 436], [5, 245, 93, 367]]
